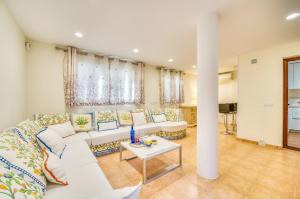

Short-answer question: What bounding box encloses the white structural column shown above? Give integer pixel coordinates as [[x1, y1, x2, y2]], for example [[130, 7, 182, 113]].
[[197, 12, 219, 180]]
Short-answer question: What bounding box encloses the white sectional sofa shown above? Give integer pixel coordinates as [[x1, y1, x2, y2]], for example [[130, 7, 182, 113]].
[[42, 109, 188, 157], [29, 109, 186, 198], [61, 120, 187, 157], [0, 119, 142, 199], [88, 121, 187, 156], [45, 138, 111, 199]]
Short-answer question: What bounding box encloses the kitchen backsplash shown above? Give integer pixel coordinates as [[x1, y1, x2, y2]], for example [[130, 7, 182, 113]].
[[289, 89, 300, 99]]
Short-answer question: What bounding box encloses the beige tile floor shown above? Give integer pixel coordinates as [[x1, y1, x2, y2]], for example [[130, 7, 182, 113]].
[[97, 127, 300, 199]]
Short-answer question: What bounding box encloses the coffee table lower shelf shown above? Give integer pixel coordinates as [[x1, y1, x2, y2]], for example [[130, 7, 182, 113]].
[[119, 145, 182, 184]]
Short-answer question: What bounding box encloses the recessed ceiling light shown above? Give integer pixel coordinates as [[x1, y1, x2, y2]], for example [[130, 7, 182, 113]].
[[192, 65, 196, 69], [286, 13, 300, 20], [133, 48, 139, 53], [74, 32, 83, 38], [168, 58, 174, 63]]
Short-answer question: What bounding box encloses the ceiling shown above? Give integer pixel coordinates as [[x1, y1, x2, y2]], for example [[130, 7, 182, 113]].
[[4, 0, 300, 74]]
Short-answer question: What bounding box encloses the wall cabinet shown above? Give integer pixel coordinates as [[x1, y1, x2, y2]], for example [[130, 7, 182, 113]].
[[289, 62, 300, 89]]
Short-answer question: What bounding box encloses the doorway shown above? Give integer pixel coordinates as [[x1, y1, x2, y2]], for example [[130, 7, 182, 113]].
[[283, 56, 300, 150]]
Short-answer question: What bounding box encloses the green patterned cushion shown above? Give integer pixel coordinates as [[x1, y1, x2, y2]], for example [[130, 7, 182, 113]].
[[17, 120, 44, 144], [96, 111, 117, 122], [164, 109, 178, 122], [34, 113, 69, 126], [150, 109, 163, 115], [117, 111, 133, 126], [0, 130, 46, 193], [0, 166, 44, 199], [71, 113, 93, 131], [131, 109, 144, 113]]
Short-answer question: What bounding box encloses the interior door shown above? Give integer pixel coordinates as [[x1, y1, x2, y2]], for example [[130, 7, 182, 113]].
[[293, 62, 300, 89], [289, 63, 294, 89]]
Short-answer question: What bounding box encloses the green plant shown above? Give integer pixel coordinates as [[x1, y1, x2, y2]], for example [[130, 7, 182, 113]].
[[75, 116, 89, 126]]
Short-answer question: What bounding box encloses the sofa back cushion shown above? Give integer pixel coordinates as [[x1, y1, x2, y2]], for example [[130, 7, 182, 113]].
[[96, 110, 117, 122], [36, 128, 66, 158], [0, 130, 46, 193], [0, 166, 44, 199], [17, 119, 45, 144], [131, 112, 147, 126], [48, 121, 76, 138], [34, 113, 69, 126], [97, 120, 118, 131], [164, 108, 179, 122], [42, 149, 68, 185], [71, 113, 93, 132], [95, 111, 119, 131], [151, 114, 167, 123], [117, 111, 133, 126]]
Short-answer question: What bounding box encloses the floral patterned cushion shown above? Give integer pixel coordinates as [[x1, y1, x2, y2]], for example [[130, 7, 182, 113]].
[[71, 113, 93, 132], [16, 120, 45, 161], [150, 109, 163, 115], [117, 111, 133, 126], [96, 111, 117, 122], [0, 166, 44, 199], [164, 109, 179, 122], [17, 120, 45, 144], [34, 113, 69, 126], [0, 130, 46, 193]]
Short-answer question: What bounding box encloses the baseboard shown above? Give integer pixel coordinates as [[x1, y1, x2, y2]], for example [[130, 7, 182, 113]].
[[235, 137, 283, 149]]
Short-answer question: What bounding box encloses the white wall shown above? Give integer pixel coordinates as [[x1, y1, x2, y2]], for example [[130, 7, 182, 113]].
[[26, 41, 239, 118], [238, 40, 300, 146], [183, 74, 197, 105], [0, 0, 26, 129], [26, 42, 66, 117], [26, 41, 163, 115], [219, 71, 238, 103]]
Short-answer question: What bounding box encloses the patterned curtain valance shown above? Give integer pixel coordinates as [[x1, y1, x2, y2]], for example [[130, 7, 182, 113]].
[[63, 47, 145, 107], [160, 68, 184, 105]]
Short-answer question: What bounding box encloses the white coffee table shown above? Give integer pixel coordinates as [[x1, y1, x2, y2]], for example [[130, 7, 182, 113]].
[[120, 135, 182, 184]]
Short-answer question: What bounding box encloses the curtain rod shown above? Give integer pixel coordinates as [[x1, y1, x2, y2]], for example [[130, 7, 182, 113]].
[[55, 46, 143, 65], [156, 66, 184, 73]]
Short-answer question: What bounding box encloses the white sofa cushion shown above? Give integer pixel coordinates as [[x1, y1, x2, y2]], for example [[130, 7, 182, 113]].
[[152, 114, 167, 123], [63, 132, 92, 146], [89, 123, 161, 146], [132, 112, 147, 126], [61, 141, 97, 170], [93, 182, 142, 199], [45, 163, 113, 199], [157, 121, 187, 132], [89, 126, 131, 146], [42, 149, 68, 185], [97, 120, 118, 131], [36, 128, 66, 158], [134, 123, 160, 136], [48, 121, 76, 138]]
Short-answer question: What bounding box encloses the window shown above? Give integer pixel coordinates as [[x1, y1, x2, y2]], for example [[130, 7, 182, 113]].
[[75, 53, 144, 105], [160, 68, 184, 104]]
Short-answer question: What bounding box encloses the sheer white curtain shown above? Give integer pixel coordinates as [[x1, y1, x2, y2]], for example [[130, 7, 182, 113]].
[[110, 59, 144, 104], [76, 54, 110, 105], [68, 52, 144, 106], [160, 68, 184, 104]]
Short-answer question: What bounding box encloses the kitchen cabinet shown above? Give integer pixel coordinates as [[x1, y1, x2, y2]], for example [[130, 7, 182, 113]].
[[289, 108, 300, 131], [289, 62, 300, 89], [180, 105, 197, 127]]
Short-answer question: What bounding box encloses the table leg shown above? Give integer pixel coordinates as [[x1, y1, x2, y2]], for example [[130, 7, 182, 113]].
[[143, 159, 147, 184], [119, 145, 123, 161], [179, 146, 182, 166]]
